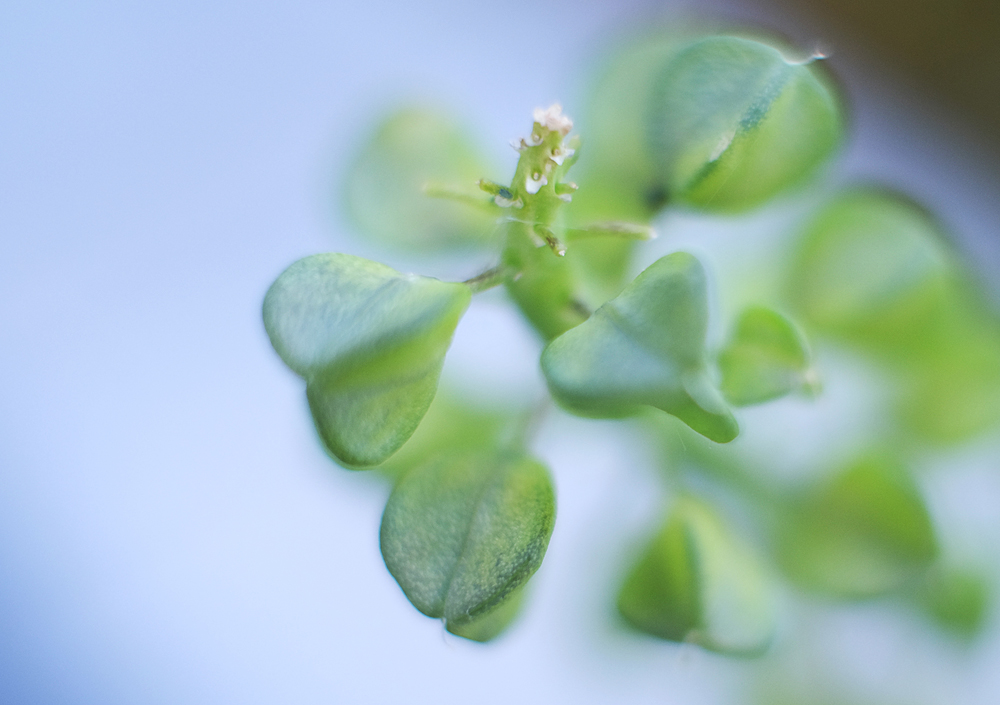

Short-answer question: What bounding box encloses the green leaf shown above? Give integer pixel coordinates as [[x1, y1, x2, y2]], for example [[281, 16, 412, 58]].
[[649, 35, 842, 212], [541, 252, 738, 442], [787, 189, 955, 346], [777, 454, 938, 598], [573, 29, 693, 223], [263, 253, 470, 466], [564, 30, 696, 308], [912, 566, 991, 641], [380, 451, 556, 634], [343, 108, 498, 251], [718, 306, 816, 406], [374, 392, 518, 480], [617, 497, 776, 655], [445, 583, 528, 643], [894, 293, 1000, 443]]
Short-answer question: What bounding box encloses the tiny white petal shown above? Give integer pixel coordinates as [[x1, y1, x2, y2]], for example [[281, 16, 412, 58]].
[[532, 103, 573, 135], [525, 173, 547, 194]]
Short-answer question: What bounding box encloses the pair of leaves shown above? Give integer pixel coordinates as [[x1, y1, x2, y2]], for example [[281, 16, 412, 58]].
[[649, 35, 843, 212], [263, 253, 470, 466], [380, 450, 555, 639], [542, 252, 738, 443], [776, 454, 937, 599], [617, 497, 776, 655]]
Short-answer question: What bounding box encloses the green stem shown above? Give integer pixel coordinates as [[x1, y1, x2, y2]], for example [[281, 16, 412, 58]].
[[463, 264, 510, 293]]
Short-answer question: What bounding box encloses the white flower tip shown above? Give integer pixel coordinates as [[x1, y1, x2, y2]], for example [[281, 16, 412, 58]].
[[532, 103, 573, 136]]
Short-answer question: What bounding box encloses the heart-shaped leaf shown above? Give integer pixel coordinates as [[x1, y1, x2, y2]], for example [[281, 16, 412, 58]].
[[776, 454, 937, 598], [617, 497, 776, 655], [263, 253, 470, 466], [344, 108, 498, 251], [380, 451, 555, 635], [541, 252, 738, 442], [649, 35, 842, 212], [718, 306, 816, 406]]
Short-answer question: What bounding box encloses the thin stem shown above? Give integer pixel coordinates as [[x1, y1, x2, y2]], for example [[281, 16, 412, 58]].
[[423, 182, 497, 213], [462, 264, 510, 293], [564, 222, 655, 242]]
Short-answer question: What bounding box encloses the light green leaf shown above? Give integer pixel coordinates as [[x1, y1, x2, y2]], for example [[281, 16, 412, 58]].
[[263, 253, 470, 466], [649, 35, 842, 212], [777, 454, 938, 598], [573, 28, 693, 223], [445, 583, 528, 643], [344, 108, 498, 251], [617, 497, 776, 655], [541, 252, 738, 442], [894, 295, 1000, 443], [787, 189, 955, 346], [375, 392, 518, 480], [718, 306, 816, 406], [912, 566, 991, 641], [380, 451, 555, 633]]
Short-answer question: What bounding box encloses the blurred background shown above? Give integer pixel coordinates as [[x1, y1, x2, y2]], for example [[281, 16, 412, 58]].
[[2, 1, 998, 703]]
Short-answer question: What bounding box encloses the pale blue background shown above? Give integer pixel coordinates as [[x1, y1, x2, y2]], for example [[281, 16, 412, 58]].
[[2, 1, 999, 703]]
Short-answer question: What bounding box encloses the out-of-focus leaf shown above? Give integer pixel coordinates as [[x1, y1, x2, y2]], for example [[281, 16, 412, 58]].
[[649, 36, 842, 213], [718, 306, 816, 406], [380, 451, 555, 634], [787, 189, 955, 347], [562, 29, 698, 309], [573, 29, 694, 223], [913, 566, 991, 641], [263, 253, 470, 466], [786, 189, 1000, 441], [617, 497, 776, 655], [895, 296, 1000, 443], [777, 454, 937, 598], [375, 392, 518, 480], [446, 583, 528, 643], [541, 252, 738, 442], [344, 108, 498, 251]]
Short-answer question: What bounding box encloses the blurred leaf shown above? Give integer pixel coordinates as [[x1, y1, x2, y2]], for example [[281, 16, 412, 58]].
[[617, 497, 776, 655], [718, 306, 816, 406], [344, 108, 498, 251], [375, 392, 519, 480], [777, 454, 937, 598], [649, 36, 842, 212], [573, 29, 694, 223], [446, 583, 528, 643], [541, 252, 738, 442], [380, 451, 555, 635], [787, 189, 955, 347], [912, 565, 991, 641], [894, 294, 1000, 443], [263, 253, 470, 466], [787, 189, 1000, 441]]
